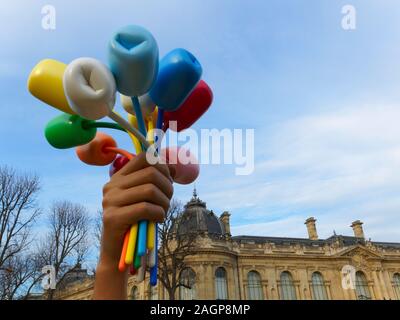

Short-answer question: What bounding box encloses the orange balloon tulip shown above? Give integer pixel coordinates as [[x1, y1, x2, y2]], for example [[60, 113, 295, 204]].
[[76, 132, 117, 166]]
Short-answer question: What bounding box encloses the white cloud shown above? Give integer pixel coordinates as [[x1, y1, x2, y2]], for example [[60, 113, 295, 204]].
[[200, 104, 400, 242]]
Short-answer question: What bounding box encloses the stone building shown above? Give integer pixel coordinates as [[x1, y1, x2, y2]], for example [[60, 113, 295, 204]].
[[56, 192, 400, 300]]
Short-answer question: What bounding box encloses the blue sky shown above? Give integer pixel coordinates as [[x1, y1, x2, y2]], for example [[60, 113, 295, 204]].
[[1, 0, 400, 247]]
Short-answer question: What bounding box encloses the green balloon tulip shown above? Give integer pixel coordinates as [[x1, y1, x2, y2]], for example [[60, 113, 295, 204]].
[[44, 113, 97, 149]]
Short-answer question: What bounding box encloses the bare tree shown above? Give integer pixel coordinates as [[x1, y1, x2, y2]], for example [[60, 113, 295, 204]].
[[89, 210, 104, 275], [158, 200, 198, 300], [0, 166, 41, 299], [36, 201, 90, 300], [94, 210, 103, 251], [0, 252, 42, 300]]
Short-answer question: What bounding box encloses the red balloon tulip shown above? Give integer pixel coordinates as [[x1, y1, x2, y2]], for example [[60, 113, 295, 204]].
[[161, 147, 199, 185], [163, 80, 213, 132]]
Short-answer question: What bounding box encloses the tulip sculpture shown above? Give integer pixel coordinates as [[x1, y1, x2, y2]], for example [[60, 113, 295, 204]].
[[27, 25, 213, 287]]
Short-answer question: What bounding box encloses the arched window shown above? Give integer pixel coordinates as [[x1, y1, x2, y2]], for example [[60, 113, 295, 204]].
[[355, 271, 371, 300], [179, 268, 196, 300], [215, 267, 228, 300], [280, 271, 297, 300], [130, 286, 138, 300], [393, 273, 400, 300], [311, 272, 328, 300], [247, 271, 264, 300]]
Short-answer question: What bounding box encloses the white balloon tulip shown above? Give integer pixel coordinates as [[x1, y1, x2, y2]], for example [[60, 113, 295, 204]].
[[63, 57, 116, 120]]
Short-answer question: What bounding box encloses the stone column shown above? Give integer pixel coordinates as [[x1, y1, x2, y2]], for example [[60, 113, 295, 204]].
[[383, 270, 396, 300], [294, 280, 301, 300], [237, 260, 244, 300], [377, 270, 390, 299], [328, 269, 345, 300], [337, 266, 356, 300], [268, 268, 279, 300], [367, 279, 376, 300], [207, 264, 214, 300], [299, 269, 311, 300], [228, 264, 237, 300], [342, 285, 350, 300], [371, 271, 383, 300], [233, 258, 244, 300], [198, 263, 210, 300], [262, 279, 268, 300], [325, 282, 332, 300], [375, 269, 390, 299]]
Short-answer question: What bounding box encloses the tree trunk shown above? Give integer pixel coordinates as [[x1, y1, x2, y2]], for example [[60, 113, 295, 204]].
[[168, 288, 175, 300]]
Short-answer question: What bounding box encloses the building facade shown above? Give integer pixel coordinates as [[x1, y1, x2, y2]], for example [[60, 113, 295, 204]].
[[57, 193, 400, 300]]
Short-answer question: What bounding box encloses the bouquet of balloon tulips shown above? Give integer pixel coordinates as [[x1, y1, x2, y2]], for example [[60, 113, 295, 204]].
[[27, 25, 213, 286]]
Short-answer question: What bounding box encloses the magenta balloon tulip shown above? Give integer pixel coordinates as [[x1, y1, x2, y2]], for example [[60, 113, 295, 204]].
[[109, 155, 131, 177]]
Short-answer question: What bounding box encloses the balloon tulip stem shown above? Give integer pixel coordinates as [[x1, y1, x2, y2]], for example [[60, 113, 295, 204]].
[[108, 112, 149, 148], [156, 108, 164, 130], [134, 241, 142, 269], [137, 220, 148, 257], [155, 109, 165, 153], [83, 121, 126, 132], [131, 96, 148, 150], [151, 110, 162, 287], [150, 225, 158, 286], [104, 147, 133, 160]]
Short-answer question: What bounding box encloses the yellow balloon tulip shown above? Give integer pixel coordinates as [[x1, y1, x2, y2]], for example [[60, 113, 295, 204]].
[[27, 59, 75, 115]]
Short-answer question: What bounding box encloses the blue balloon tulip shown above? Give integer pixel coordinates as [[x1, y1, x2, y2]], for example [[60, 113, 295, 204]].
[[149, 48, 203, 112], [108, 25, 159, 96]]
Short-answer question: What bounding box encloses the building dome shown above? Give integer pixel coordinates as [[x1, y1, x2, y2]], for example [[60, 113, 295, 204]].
[[177, 189, 224, 236]]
